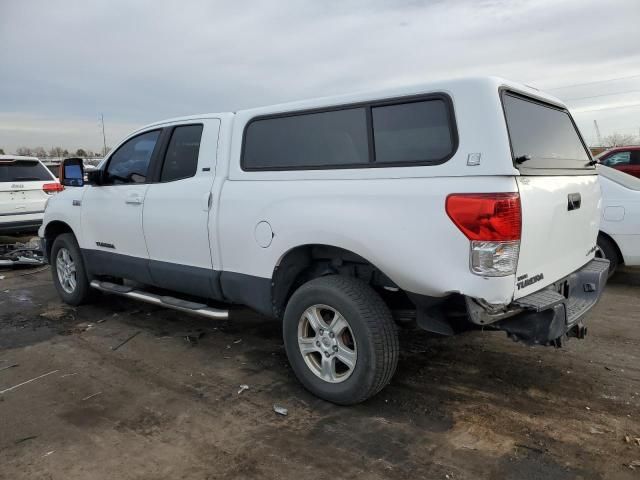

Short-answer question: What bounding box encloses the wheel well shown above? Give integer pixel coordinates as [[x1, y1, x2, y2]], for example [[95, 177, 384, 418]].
[[43, 221, 74, 259], [271, 244, 402, 318], [598, 231, 624, 265]]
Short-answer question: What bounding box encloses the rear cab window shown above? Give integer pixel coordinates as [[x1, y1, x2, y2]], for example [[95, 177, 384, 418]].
[[242, 95, 457, 170], [502, 92, 595, 174], [160, 124, 204, 182], [0, 160, 53, 182]]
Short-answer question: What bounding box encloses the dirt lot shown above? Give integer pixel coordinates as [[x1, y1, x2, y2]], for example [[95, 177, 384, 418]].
[[0, 263, 639, 480]]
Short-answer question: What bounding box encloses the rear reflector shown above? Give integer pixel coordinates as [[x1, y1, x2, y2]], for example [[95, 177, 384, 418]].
[[445, 193, 521, 241], [446, 193, 521, 277], [43, 182, 64, 194], [470, 240, 520, 277]]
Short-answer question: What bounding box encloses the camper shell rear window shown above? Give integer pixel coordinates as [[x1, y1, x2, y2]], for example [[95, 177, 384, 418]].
[[501, 91, 594, 174]]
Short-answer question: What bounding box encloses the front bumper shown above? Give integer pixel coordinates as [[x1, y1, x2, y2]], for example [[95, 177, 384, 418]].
[[0, 219, 43, 234], [473, 258, 610, 346]]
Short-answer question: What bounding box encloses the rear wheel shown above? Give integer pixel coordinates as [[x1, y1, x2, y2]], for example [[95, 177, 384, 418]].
[[51, 233, 93, 305], [595, 234, 620, 278], [283, 275, 398, 405]]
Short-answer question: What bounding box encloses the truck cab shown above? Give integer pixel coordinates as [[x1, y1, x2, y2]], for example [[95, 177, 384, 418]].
[[40, 77, 608, 404]]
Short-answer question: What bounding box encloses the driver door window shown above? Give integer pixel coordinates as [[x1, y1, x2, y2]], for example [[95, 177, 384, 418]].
[[105, 130, 160, 184]]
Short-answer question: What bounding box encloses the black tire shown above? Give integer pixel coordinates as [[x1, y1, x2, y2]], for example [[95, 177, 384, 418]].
[[50, 233, 93, 305], [596, 234, 620, 278], [283, 275, 399, 405]]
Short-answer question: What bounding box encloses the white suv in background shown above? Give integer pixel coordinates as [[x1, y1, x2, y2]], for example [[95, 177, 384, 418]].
[[0, 155, 63, 234], [596, 165, 640, 274]]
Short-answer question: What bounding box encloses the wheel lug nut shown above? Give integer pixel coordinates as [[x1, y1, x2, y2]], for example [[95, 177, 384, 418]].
[[324, 352, 330, 357], [319, 329, 324, 335], [329, 332, 335, 338], [316, 341, 320, 347], [333, 345, 338, 352]]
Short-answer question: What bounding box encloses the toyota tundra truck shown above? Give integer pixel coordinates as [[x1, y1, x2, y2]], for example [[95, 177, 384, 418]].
[[39, 77, 609, 404]]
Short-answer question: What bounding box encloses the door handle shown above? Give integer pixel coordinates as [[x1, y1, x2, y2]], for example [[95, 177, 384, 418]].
[[202, 192, 213, 211], [125, 193, 143, 205]]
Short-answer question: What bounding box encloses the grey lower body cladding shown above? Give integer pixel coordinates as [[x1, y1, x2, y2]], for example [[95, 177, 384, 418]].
[[477, 258, 610, 346], [78, 248, 274, 317]]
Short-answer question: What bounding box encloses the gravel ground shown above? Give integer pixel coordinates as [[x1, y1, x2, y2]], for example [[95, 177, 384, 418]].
[[0, 266, 639, 480]]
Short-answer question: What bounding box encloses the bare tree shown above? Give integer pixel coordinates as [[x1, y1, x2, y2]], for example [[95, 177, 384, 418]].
[[16, 147, 33, 156], [33, 146, 47, 158], [0, 148, 4, 155], [75, 148, 87, 157], [602, 133, 638, 148], [49, 146, 64, 158]]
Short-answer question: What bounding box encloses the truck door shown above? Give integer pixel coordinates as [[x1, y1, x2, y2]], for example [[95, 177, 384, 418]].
[[142, 119, 221, 299], [80, 129, 162, 283]]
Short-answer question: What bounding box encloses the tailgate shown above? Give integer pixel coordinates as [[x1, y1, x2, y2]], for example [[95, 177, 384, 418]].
[[0, 181, 49, 216], [515, 175, 601, 298], [0, 160, 53, 216]]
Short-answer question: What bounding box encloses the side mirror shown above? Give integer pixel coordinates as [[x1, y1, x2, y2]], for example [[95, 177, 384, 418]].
[[86, 168, 103, 185], [60, 158, 85, 187]]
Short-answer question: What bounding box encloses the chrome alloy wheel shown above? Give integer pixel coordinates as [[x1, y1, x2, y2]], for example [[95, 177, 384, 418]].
[[56, 247, 77, 294], [297, 304, 357, 383]]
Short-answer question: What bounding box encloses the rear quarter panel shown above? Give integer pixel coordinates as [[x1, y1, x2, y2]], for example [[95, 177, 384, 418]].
[[219, 175, 519, 304]]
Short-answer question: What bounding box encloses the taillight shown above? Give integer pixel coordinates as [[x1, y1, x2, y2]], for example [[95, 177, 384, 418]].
[[43, 182, 64, 194], [446, 193, 521, 277]]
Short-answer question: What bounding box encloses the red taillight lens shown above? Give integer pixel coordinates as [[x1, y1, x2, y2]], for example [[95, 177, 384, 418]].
[[446, 193, 521, 241], [43, 182, 64, 194]]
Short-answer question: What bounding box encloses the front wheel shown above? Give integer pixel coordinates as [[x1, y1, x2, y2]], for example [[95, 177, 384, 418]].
[[51, 233, 93, 305], [283, 275, 399, 405]]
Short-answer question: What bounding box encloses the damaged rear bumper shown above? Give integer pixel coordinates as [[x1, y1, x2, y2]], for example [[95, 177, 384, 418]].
[[467, 258, 610, 346]]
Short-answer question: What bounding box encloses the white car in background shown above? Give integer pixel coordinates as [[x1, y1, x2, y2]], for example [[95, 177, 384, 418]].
[[0, 155, 63, 234], [597, 165, 640, 275]]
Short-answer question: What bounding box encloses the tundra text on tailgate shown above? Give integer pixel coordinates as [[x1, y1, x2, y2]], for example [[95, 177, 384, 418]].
[[39, 77, 608, 405]]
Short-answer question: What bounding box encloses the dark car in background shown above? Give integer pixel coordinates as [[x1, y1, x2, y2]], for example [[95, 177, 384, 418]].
[[597, 146, 640, 178]]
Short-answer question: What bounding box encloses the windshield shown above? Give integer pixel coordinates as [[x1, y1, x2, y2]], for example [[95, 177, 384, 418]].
[[502, 92, 593, 171], [0, 160, 53, 182]]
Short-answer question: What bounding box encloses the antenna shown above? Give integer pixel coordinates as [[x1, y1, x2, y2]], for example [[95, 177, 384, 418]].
[[593, 120, 602, 146], [99, 113, 107, 156]]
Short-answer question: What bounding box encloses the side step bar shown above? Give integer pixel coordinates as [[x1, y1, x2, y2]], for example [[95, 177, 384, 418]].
[[90, 280, 229, 320]]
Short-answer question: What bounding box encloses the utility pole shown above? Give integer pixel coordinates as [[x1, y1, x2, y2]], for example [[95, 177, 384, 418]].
[[99, 113, 107, 157], [593, 120, 602, 146]]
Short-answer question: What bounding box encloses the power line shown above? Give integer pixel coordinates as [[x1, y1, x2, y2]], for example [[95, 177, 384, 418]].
[[572, 102, 640, 113], [546, 74, 640, 91], [563, 89, 640, 102]]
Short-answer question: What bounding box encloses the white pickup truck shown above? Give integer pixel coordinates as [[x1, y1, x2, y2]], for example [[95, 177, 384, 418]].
[[40, 77, 609, 404]]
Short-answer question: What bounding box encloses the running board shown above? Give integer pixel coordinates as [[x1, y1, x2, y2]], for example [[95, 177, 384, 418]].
[[90, 280, 229, 320]]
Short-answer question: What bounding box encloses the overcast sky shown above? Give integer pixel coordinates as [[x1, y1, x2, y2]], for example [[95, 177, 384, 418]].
[[1, 0, 639, 153]]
